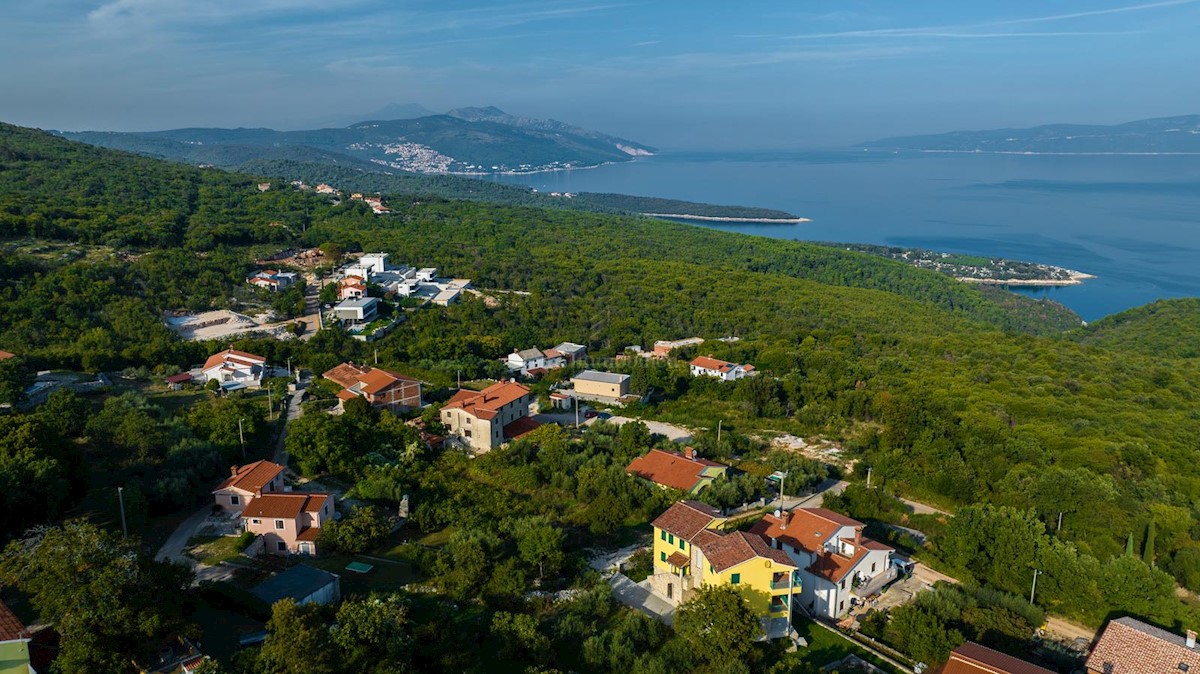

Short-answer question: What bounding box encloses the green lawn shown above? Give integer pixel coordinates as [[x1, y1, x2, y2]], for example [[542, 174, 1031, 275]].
[[770, 618, 904, 674], [307, 554, 420, 595], [187, 535, 249, 565]]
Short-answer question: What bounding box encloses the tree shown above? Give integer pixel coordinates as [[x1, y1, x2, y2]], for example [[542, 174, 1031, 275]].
[[317, 505, 389, 554], [516, 518, 565, 579], [491, 611, 550, 663], [1143, 520, 1157, 567], [674, 586, 759, 667], [332, 594, 411, 671], [0, 521, 191, 673], [0, 355, 33, 405], [0, 416, 85, 543], [257, 600, 338, 673]]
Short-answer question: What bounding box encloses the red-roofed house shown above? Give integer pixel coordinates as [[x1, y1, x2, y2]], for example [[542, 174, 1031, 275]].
[[247, 269, 299, 292], [0, 350, 15, 362], [1086, 616, 1200, 674], [943, 641, 1055, 674], [0, 599, 32, 674], [242, 492, 334, 556], [440, 381, 532, 452], [690, 355, 755, 381], [322, 362, 422, 412], [626, 447, 728, 494], [201, 349, 268, 389], [212, 460, 286, 514], [749, 507, 893, 619], [649, 501, 799, 632], [338, 276, 368, 301]]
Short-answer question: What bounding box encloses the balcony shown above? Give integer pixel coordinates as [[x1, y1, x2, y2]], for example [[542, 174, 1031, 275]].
[[771, 574, 801, 591], [851, 566, 898, 598]]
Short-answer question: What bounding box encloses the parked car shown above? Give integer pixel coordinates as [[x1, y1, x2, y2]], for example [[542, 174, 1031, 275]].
[[584, 410, 599, 419], [596, 412, 612, 420]]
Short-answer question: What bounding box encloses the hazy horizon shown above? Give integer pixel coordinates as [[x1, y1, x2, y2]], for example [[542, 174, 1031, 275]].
[[4, 1, 1200, 149]]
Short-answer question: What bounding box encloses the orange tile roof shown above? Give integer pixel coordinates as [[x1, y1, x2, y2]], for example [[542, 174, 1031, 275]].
[[652, 501, 721, 541], [203, 348, 266, 371], [666, 551, 690, 568], [243, 493, 329, 519], [323, 362, 370, 388], [808, 547, 868, 583], [699, 530, 795, 573], [944, 642, 1055, 674], [752, 508, 864, 556], [358, 367, 419, 395], [626, 449, 725, 491], [213, 460, 285, 494], [442, 381, 530, 421], [690, 355, 734, 371], [0, 600, 29, 641], [0, 350, 15, 361], [504, 416, 542, 439], [1086, 617, 1200, 674], [295, 527, 321, 542]]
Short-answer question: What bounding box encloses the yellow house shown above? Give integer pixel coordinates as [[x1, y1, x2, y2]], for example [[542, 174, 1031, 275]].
[[0, 600, 32, 674], [648, 501, 799, 631]]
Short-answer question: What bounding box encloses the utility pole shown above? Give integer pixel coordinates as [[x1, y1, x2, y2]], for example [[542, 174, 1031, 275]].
[[267, 389, 273, 418], [575, 396, 580, 429], [374, 348, 379, 365], [867, 467, 872, 489], [1029, 568, 1041, 605], [238, 418, 246, 459], [1056, 512, 1063, 534], [457, 370, 461, 389], [117, 486, 128, 538], [717, 420, 722, 450]]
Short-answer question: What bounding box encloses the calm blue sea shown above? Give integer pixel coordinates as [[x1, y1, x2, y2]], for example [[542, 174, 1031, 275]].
[[492, 150, 1200, 321]]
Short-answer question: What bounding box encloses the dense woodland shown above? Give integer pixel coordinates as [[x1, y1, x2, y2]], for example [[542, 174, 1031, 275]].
[[3, 122, 1200, 672]]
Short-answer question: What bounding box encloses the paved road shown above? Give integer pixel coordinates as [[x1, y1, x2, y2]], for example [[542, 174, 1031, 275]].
[[154, 508, 209, 564], [593, 415, 694, 442], [273, 383, 306, 466]]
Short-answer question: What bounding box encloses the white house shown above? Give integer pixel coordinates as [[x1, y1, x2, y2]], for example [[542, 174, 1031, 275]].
[[201, 349, 268, 389], [333, 297, 379, 324], [358, 253, 391, 275], [247, 269, 299, 292], [416, 267, 437, 282], [750, 508, 894, 619], [507, 348, 547, 374], [690, 355, 755, 381], [549, 342, 587, 363]]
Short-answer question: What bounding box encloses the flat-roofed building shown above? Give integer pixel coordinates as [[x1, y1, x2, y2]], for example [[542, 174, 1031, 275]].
[[571, 370, 630, 402]]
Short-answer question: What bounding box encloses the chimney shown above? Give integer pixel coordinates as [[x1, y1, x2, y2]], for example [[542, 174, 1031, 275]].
[[230, 465, 239, 476], [1188, 630, 1196, 649], [855, 526, 862, 546], [684, 447, 696, 460]]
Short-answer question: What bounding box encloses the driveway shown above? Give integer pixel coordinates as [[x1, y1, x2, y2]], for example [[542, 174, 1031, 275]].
[[154, 508, 209, 564], [273, 382, 306, 466], [591, 415, 694, 443], [609, 573, 675, 626]]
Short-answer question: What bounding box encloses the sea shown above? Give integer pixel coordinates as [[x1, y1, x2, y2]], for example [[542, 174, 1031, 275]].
[[492, 150, 1200, 322]]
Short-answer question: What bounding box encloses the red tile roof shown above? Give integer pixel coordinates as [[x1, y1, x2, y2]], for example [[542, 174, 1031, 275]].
[[752, 508, 864, 556], [213, 460, 285, 494], [242, 492, 330, 519], [357, 367, 420, 396], [503, 416, 542, 440], [295, 527, 321, 542], [626, 449, 726, 491], [808, 547, 868, 583], [442, 381, 530, 421], [699, 530, 796, 573], [164, 373, 193, 384], [203, 348, 266, 371], [652, 501, 722, 541], [0, 350, 15, 361], [944, 642, 1056, 674], [1086, 617, 1200, 674], [0, 600, 30, 642], [690, 355, 735, 372], [323, 362, 371, 388], [666, 551, 690, 568]]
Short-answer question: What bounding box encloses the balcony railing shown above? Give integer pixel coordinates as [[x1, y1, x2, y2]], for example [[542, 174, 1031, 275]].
[[771, 577, 800, 591], [851, 566, 899, 598]]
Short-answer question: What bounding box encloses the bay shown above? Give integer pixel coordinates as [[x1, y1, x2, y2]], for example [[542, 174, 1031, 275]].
[[491, 150, 1200, 321]]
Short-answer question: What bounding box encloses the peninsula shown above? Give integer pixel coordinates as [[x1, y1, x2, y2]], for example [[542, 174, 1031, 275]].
[[826, 243, 1095, 286]]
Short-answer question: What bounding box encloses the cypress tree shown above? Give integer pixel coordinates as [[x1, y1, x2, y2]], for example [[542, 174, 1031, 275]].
[[1143, 520, 1157, 567]]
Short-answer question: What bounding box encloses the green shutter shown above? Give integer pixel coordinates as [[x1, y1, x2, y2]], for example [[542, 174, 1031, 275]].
[[668, 534, 674, 544], [660, 530, 666, 541], [679, 539, 685, 550], [731, 573, 740, 584], [660, 551, 666, 562]]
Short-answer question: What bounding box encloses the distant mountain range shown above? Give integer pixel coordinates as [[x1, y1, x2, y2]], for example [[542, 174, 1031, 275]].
[[861, 115, 1200, 154], [60, 106, 656, 175]]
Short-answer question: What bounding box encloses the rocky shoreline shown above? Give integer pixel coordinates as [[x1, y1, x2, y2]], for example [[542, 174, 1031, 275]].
[[644, 213, 811, 224]]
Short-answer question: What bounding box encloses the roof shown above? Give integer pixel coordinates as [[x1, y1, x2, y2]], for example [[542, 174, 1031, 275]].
[[0, 600, 30, 642], [213, 460, 285, 494], [666, 551, 690, 567], [164, 373, 193, 384], [323, 362, 370, 388], [0, 350, 15, 361], [808, 547, 869, 583], [250, 565, 339, 605], [699, 530, 796, 573], [442, 381, 531, 421], [203, 348, 266, 371], [572, 370, 630, 385], [553, 342, 587, 354], [515, 348, 544, 361], [358, 368, 419, 395], [1086, 616, 1200, 674], [751, 508, 865, 556], [691, 356, 747, 373], [504, 416, 543, 440], [944, 642, 1056, 674], [626, 449, 725, 491], [651, 500, 722, 541], [242, 492, 330, 519], [337, 297, 378, 309]]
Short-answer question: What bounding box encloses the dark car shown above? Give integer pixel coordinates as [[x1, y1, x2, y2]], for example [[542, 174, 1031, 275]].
[[584, 410, 599, 419]]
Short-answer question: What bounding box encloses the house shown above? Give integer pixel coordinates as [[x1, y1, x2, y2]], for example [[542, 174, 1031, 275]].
[[212, 460, 286, 513], [332, 297, 379, 324], [357, 253, 391, 276], [247, 269, 299, 292], [0, 350, 15, 362], [416, 267, 437, 282], [1086, 616, 1200, 673], [322, 362, 422, 411], [943, 641, 1055, 674], [338, 276, 368, 301], [550, 342, 587, 363], [135, 637, 210, 674], [649, 501, 800, 630], [257, 182, 271, 192], [201, 349, 267, 389], [626, 448, 729, 494], [251, 564, 341, 607], [749, 508, 894, 619], [242, 491, 334, 556], [431, 288, 459, 306], [164, 373, 192, 391], [571, 370, 630, 402], [653, 337, 704, 358], [507, 348, 547, 374], [690, 355, 755, 381], [440, 381, 533, 453], [315, 183, 336, 194], [0, 600, 33, 674], [548, 391, 572, 410]]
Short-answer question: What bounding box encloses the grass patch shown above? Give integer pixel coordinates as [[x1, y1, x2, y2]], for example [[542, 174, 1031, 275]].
[[187, 535, 249, 565], [307, 555, 420, 595], [415, 527, 455, 547], [773, 618, 903, 674]]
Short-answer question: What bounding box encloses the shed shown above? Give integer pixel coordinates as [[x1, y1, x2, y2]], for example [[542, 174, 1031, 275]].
[[250, 564, 341, 607]]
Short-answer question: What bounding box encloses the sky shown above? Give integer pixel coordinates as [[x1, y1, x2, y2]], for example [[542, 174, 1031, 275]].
[[2, 0, 1199, 148]]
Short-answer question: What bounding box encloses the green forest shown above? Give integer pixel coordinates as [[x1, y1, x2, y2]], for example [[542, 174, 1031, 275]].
[[3, 121, 1200, 672]]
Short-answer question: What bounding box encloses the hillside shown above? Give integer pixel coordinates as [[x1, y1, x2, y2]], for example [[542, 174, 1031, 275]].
[[61, 108, 654, 175], [1073, 298, 1200, 358], [861, 114, 1200, 153]]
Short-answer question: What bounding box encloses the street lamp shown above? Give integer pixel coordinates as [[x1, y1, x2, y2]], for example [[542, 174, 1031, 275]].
[[117, 486, 128, 538], [1029, 568, 1042, 605]]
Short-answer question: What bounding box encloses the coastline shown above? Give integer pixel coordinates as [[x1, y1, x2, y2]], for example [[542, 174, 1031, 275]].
[[956, 271, 1097, 287], [645, 212, 811, 224]]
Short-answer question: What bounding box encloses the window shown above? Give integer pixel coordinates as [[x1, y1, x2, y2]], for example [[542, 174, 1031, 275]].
[[277, 541, 287, 552], [731, 573, 740, 584], [275, 519, 285, 530], [251, 518, 260, 525], [660, 551, 666, 562], [660, 530, 666, 541], [668, 534, 674, 544], [839, 601, 844, 612], [678, 539, 685, 551], [840, 580, 846, 590], [230, 495, 240, 506], [775, 540, 782, 551], [871, 562, 876, 573]]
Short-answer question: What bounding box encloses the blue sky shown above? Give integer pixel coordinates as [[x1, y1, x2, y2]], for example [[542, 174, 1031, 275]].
[[2, 0, 1199, 147]]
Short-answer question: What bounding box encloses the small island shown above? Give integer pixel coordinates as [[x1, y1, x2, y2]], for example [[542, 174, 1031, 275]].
[[569, 192, 807, 223], [827, 243, 1095, 286]]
